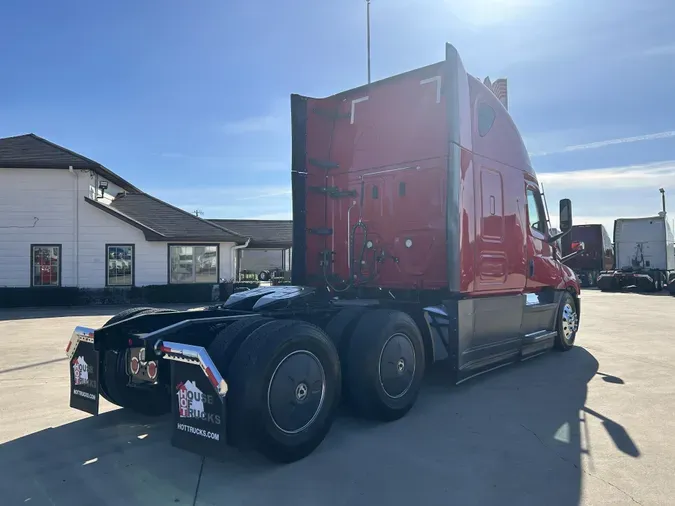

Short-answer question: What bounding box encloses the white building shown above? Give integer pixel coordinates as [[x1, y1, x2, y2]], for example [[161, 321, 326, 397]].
[[0, 134, 247, 290], [210, 219, 293, 279]]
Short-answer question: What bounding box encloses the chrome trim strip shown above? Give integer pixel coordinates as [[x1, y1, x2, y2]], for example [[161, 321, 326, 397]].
[[156, 341, 228, 398], [65, 326, 96, 360]]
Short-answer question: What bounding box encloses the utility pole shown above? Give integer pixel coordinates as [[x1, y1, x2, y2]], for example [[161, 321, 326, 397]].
[[366, 0, 371, 84]]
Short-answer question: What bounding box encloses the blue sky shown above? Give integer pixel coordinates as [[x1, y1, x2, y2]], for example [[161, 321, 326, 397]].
[[1, 0, 674, 233]]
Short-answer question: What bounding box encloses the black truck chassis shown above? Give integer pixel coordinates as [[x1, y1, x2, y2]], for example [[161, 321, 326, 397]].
[[66, 285, 580, 463], [597, 269, 665, 292]]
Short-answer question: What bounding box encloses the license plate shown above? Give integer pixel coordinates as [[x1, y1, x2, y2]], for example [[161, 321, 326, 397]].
[[69, 339, 100, 415]]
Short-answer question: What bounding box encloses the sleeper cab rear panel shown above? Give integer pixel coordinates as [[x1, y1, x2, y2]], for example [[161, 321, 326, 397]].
[[291, 47, 469, 292]]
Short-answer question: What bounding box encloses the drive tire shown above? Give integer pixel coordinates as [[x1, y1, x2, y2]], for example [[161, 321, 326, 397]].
[[345, 309, 425, 422], [226, 319, 341, 463], [104, 307, 175, 327], [258, 270, 271, 282], [208, 316, 272, 376], [554, 292, 579, 351], [598, 276, 618, 292], [100, 307, 176, 415], [324, 307, 367, 355]]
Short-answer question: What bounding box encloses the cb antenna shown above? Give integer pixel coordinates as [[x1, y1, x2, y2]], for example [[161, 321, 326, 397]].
[[366, 0, 371, 84]]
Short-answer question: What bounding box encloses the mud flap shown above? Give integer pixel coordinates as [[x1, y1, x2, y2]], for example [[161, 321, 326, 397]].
[[169, 359, 228, 459], [68, 339, 100, 415]]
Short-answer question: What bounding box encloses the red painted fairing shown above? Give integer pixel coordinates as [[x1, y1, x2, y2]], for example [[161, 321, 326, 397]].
[[303, 63, 449, 290], [299, 49, 578, 296]]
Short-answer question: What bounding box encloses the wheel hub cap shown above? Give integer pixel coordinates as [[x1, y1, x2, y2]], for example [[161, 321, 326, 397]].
[[561, 303, 578, 342], [268, 350, 326, 434], [295, 382, 308, 401], [379, 333, 416, 399]]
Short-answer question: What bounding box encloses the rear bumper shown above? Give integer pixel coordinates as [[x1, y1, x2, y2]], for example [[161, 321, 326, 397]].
[[598, 271, 654, 283], [66, 325, 230, 457], [597, 271, 659, 292]]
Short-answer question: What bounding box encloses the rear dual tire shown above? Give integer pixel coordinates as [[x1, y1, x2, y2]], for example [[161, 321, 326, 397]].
[[221, 319, 341, 463], [325, 307, 426, 421], [344, 309, 426, 421]]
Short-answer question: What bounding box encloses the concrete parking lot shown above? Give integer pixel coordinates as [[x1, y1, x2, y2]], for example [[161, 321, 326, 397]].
[[0, 291, 673, 506]]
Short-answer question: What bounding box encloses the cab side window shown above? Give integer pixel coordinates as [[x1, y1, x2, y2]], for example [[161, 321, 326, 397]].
[[526, 187, 546, 235]]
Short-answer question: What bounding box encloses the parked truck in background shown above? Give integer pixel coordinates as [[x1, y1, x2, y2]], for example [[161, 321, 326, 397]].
[[561, 224, 614, 287], [597, 209, 674, 292], [65, 44, 582, 465]]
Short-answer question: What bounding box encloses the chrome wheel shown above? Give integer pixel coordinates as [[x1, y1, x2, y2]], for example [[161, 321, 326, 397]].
[[378, 333, 416, 399], [561, 303, 578, 343], [267, 350, 326, 435]]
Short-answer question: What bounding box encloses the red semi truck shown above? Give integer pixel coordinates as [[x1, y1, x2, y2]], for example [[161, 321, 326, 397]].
[[561, 224, 614, 287], [65, 44, 581, 464]]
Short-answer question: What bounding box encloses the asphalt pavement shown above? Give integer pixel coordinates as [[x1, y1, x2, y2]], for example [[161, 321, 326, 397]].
[[0, 290, 673, 506]]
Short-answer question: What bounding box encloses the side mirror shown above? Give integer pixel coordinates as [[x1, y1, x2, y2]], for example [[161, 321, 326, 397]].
[[559, 198, 572, 232]]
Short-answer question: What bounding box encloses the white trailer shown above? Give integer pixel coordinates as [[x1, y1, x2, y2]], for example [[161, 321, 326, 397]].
[[597, 215, 675, 292]]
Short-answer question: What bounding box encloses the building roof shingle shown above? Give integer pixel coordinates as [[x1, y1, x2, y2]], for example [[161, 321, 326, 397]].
[[86, 193, 246, 243], [209, 219, 293, 248], [0, 133, 139, 191]]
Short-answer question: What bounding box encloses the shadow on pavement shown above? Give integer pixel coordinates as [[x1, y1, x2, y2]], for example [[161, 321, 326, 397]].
[[596, 371, 625, 384], [0, 347, 639, 506], [0, 410, 203, 505], [0, 357, 69, 375]]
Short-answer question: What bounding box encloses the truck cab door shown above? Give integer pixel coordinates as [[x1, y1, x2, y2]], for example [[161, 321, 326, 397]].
[[522, 184, 561, 338], [525, 185, 560, 289]]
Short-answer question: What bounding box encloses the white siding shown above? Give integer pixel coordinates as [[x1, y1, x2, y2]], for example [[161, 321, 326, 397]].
[[0, 168, 236, 288], [77, 202, 167, 288], [0, 168, 77, 287], [219, 243, 235, 282]]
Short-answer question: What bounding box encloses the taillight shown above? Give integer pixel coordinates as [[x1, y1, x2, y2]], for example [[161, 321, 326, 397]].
[[147, 361, 158, 380], [130, 356, 140, 375]]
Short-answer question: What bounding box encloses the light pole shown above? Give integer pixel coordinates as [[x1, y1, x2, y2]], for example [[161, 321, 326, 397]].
[[366, 0, 371, 84]]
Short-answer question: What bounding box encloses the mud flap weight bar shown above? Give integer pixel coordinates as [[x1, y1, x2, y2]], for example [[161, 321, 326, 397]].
[[155, 341, 228, 398]]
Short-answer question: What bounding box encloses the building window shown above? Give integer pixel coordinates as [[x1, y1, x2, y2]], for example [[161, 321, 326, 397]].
[[526, 187, 547, 235], [169, 245, 218, 284], [31, 245, 61, 287], [107, 245, 134, 286]]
